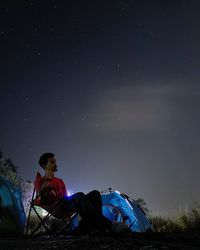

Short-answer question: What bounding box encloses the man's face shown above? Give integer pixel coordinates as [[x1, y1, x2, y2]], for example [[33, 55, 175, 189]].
[[45, 156, 57, 172]]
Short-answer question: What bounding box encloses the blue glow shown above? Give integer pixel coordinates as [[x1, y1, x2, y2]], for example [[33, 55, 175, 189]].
[[67, 190, 74, 197], [63, 190, 74, 199]]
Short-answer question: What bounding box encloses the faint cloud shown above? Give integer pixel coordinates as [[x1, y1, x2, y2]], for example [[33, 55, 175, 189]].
[[87, 83, 194, 133]]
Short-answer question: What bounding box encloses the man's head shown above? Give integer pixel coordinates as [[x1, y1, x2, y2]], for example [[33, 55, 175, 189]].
[[39, 153, 57, 172]]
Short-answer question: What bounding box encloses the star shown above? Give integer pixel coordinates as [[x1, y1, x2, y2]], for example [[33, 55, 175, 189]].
[[81, 114, 88, 121], [149, 31, 155, 39], [49, 27, 55, 32], [119, 7, 126, 16], [116, 64, 121, 70], [56, 96, 62, 101]]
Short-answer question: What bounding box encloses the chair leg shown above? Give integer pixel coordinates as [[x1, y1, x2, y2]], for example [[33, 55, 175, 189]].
[[28, 206, 54, 238], [25, 203, 32, 237], [26, 196, 78, 238], [25, 189, 36, 237], [57, 214, 78, 236]]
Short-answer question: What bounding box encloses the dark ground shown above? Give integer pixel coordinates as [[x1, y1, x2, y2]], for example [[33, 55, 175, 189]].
[[1, 231, 200, 250]]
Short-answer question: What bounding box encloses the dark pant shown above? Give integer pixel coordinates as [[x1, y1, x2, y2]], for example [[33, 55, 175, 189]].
[[62, 190, 112, 232]]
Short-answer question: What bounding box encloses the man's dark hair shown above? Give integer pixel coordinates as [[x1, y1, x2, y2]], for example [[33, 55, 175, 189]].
[[39, 153, 55, 169]]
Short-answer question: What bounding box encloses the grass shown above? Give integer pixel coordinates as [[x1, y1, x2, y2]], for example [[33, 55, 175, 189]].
[[150, 204, 200, 232]]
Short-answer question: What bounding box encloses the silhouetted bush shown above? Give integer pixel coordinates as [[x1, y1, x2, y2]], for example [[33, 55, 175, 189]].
[[151, 204, 200, 232], [0, 153, 34, 216]]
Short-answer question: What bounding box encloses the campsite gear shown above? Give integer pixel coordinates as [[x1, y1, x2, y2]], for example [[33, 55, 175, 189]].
[[25, 185, 77, 238], [0, 176, 26, 236], [101, 189, 153, 232]]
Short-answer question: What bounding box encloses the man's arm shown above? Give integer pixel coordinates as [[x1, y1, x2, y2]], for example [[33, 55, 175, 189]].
[[63, 181, 68, 197], [34, 172, 50, 195], [60, 180, 68, 198]]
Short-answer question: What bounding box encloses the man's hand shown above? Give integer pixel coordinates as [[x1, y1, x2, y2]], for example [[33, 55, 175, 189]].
[[44, 172, 54, 180], [39, 186, 57, 204], [49, 186, 57, 197]]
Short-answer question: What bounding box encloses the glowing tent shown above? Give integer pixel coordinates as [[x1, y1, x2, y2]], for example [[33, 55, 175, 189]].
[[101, 189, 153, 232], [70, 189, 153, 233], [0, 176, 26, 236]]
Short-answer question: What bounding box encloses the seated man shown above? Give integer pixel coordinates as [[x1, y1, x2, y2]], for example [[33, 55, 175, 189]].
[[34, 152, 129, 234]]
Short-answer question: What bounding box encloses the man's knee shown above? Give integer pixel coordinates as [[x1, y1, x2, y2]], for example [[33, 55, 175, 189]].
[[87, 190, 101, 198], [75, 192, 85, 198], [91, 190, 101, 196], [68, 192, 85, 209]]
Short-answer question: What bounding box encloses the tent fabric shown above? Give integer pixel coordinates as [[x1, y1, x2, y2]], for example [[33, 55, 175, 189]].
[[101, 191, 153, 232], [70, 190, 153, 232], [0, 176, 26, 235]]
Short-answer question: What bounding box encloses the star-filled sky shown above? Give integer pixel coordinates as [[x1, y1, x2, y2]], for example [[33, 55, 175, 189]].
[[1, 0, 200, 216]]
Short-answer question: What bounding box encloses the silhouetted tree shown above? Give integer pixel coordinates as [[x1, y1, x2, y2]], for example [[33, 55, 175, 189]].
[[5, 158, 17, 172], [135, 198, 151, 215], [0, 155, 20, 187], [0, 152, 34, 216]]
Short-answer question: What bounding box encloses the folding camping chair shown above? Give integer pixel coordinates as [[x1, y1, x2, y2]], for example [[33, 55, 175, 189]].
[[25, 180, 77, 238]]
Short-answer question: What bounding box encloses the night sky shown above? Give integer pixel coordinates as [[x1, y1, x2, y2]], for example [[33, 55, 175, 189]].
[[1, 0, 200, 216]]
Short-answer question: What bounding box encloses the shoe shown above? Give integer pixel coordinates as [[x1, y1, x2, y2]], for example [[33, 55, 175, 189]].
[[111, 221, 129, 234]]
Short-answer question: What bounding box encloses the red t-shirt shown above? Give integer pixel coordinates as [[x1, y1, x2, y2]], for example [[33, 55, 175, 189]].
[[34, 172, 68, 203]]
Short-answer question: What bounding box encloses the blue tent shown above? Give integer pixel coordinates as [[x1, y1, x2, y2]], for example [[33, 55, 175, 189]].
[[0, 176, 26, 236], [70, 189, 153, 232], [101, 190, 153, 232]]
